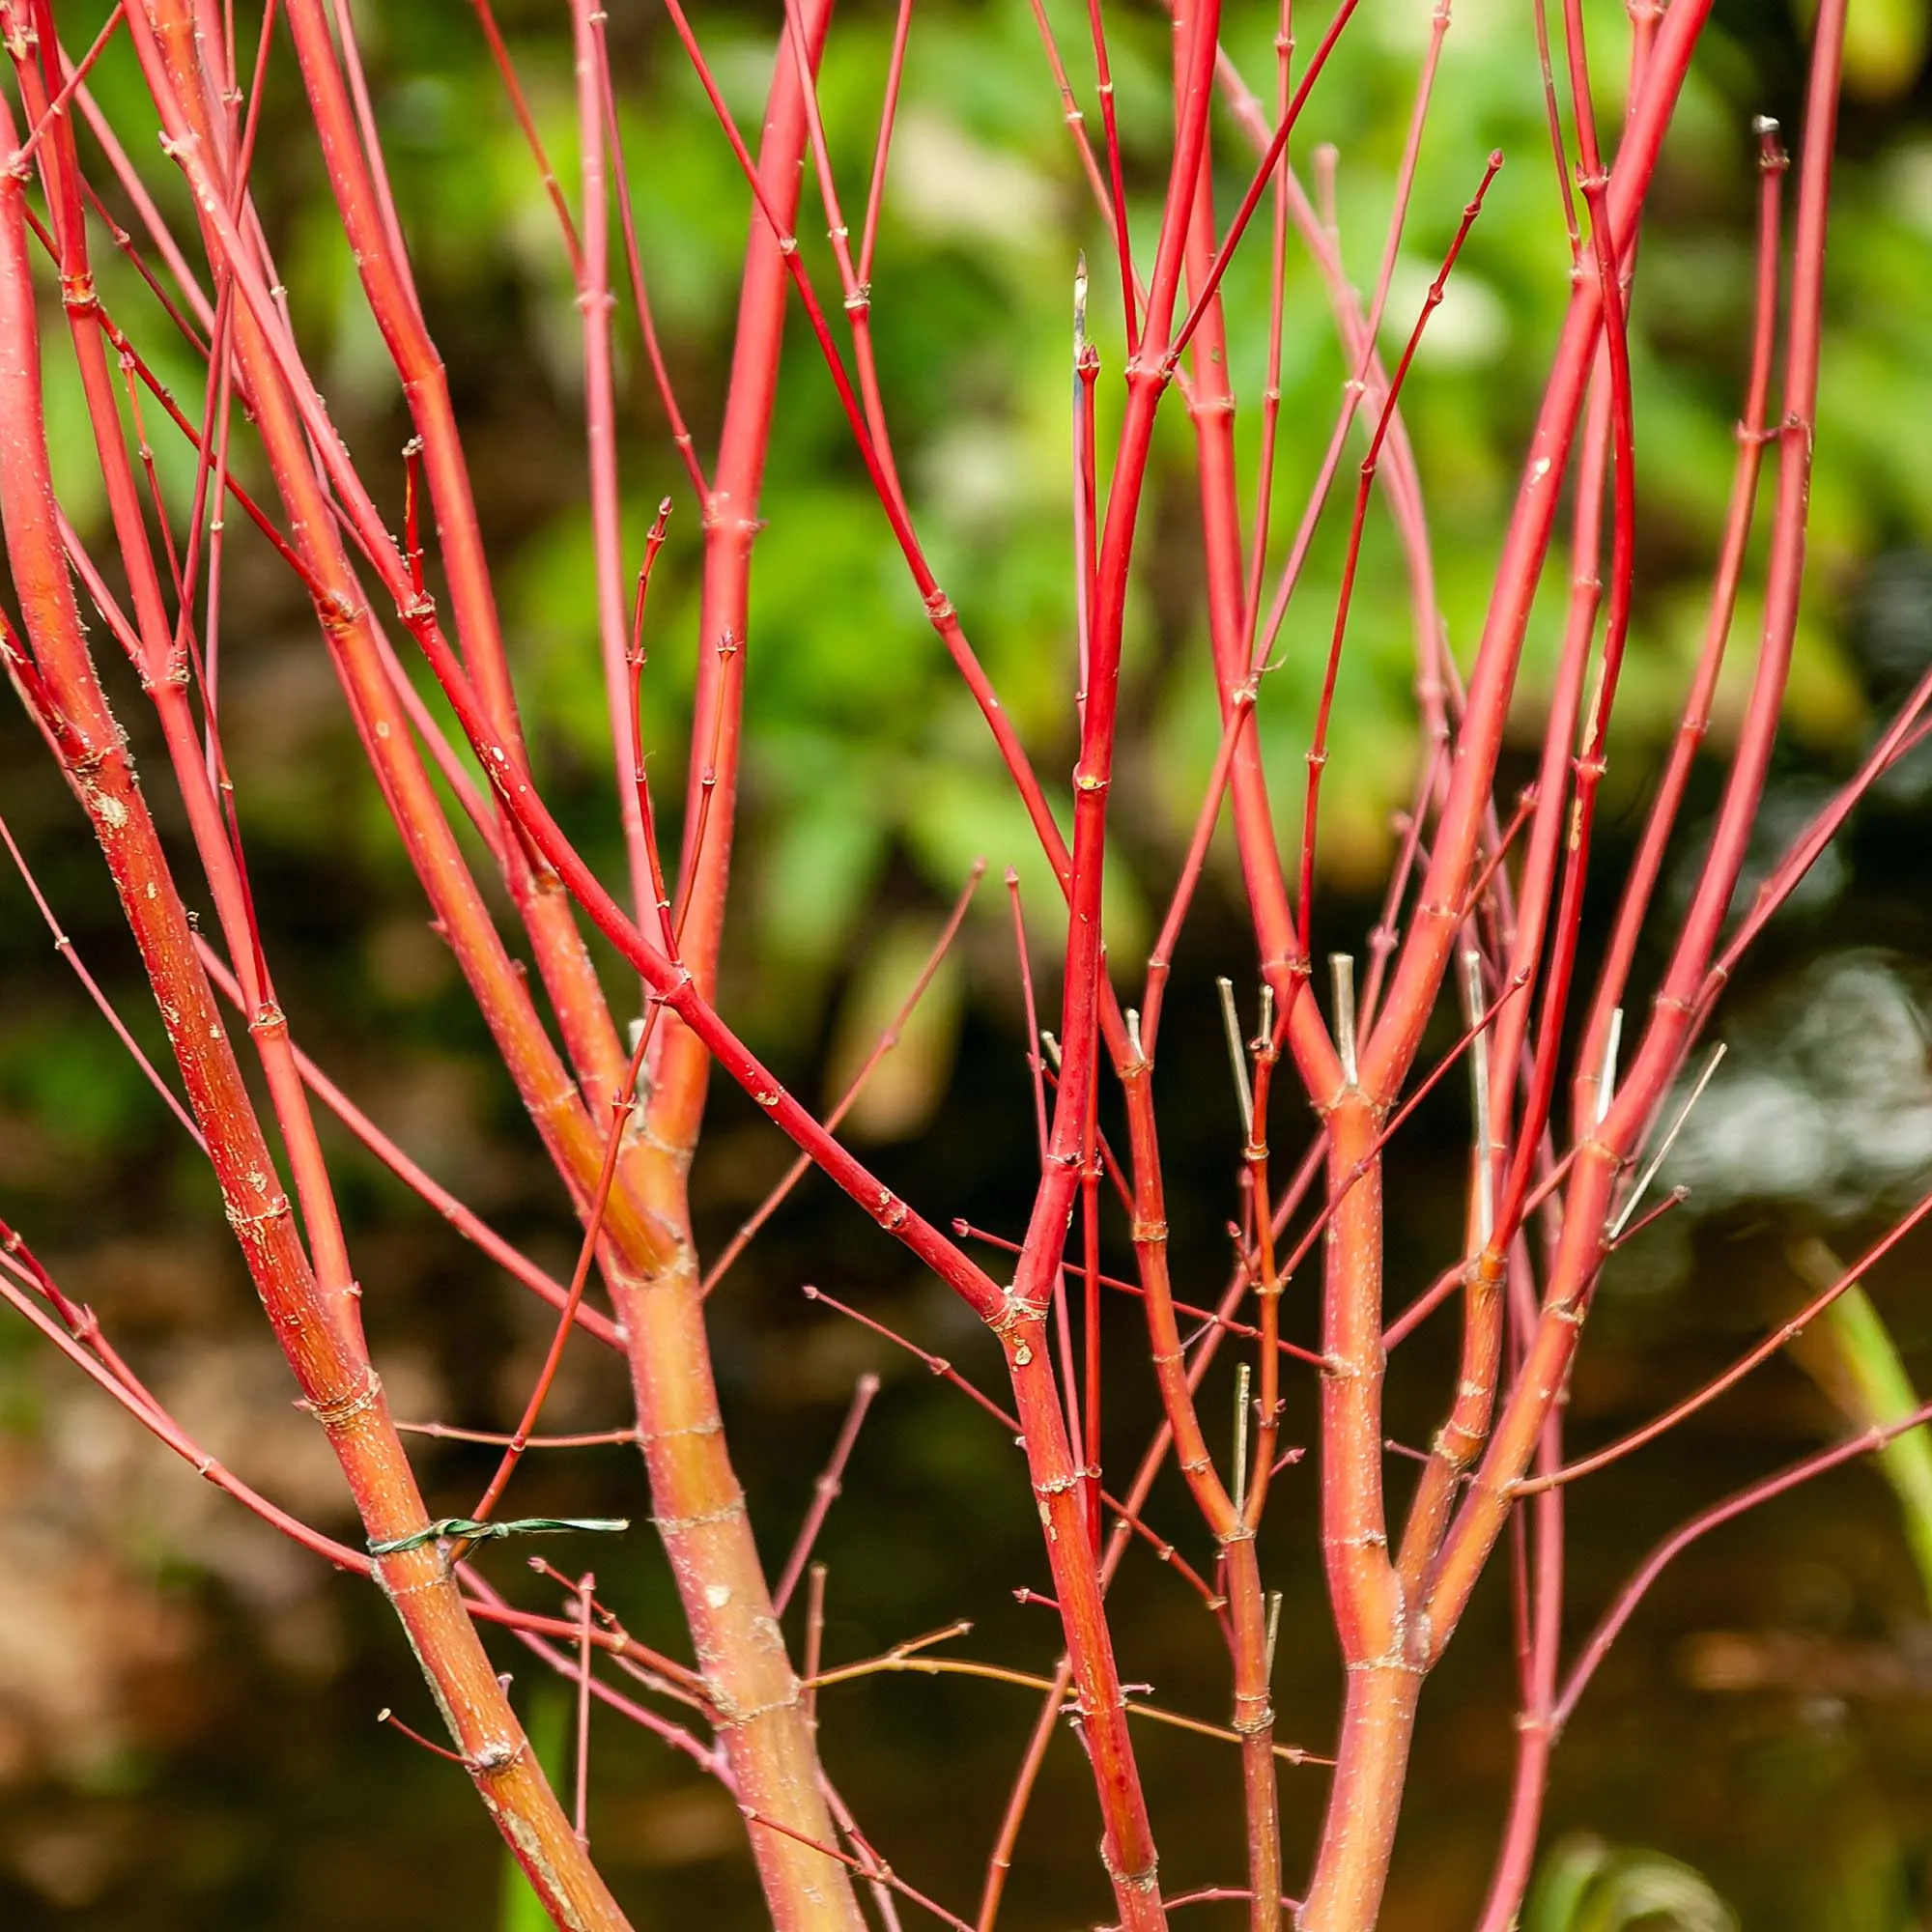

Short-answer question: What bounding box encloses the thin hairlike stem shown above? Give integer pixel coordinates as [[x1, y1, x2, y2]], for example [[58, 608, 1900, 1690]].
[[1552, 1397, 1932, 1735], [1009, 872, 1053, 1166], [1204, 29, 1455, 754], [571, 0, 657, 932], [796, 1288, 1225, 1611], [128, 0, 683, 1263], [1021, 0, 1129, 313], [1140, 688, 1255, 1053], [460, 1570, 726, 1776], [819, 1782, 912, 1932], [741, 1809, 979, 1932], [1168, 0, 1365, 369], [779, 0, 907, 511], [464, 1019, 658, 1536], [1239, 0, 1293, 666], [1520, 1180, 1932, 1496], [645, 0, 837, 1173], [656, 0, 1124, 1081], [279, 0, 633, 1110], [957, 1223, 1326, 1367], [195, 940, 625, 1353], [0, 69, 623, 1923], [810, 1643, 1318, 1764], [1295, 152, 1503, 951], [1381, 1262, 1463, 1352], [594, 49, 707, 502], [1421, 0, 1849, 1672], [803, 1288, 1014, 1431], [1485, 163, 1639, 1257], [1605, 1184, 1690, 1253], [401, 1421, 638, 1450], [1358, 0, 1718, 1114], [467, 0, 583, 272], [14, 12, 363, 1321], [526, 1556, 716, 1710], [1606, 1044, 1724, 1243], [1083, 0, 1136, 348], [376, 1716, 471, 1768], [0, 1361, 647, 1708], [1716, 652, 1932, 980], [703, 861, 984, 1297], [856, 0, 913, 288], [0, 809, 206, 1150], [1532, 0, 1582, 261], [1165, 1889, 1304, 1916], [978, 1663, 1070, 1932], [11, 4, 125, 171], [627, 497, 680, 957], [774, 1375, 881, 1615], [0, 1232, 369, 1576]]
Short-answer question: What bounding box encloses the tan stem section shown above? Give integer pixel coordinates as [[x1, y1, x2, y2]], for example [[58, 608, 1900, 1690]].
[[1295, 1664, 1422, 1931], [1223, 1537, 1283, 1931], [609, 1224, 861, 1931], [1301, 1095, 1409, 1928]]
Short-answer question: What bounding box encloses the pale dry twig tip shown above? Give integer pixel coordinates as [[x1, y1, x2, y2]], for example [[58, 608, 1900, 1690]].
[[1217, 977, 1255, 1137], [1608, 1042, 1726, 1240], [1330, 952, 1357, 1085], [1233, 1361, 1252, 1517], [1460, 950, 1493, 1245], [1596, 1006, 1623, 1125]]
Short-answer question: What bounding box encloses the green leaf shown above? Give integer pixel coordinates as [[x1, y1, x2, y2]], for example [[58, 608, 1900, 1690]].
[[1526, 1835, 1738, 1932]]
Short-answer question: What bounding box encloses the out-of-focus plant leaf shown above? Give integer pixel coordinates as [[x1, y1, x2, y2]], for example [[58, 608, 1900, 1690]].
[[1788, 1237, 1932, 1608], [1525, 1834, 1739, 1932], [823, 915, 967, 1143]]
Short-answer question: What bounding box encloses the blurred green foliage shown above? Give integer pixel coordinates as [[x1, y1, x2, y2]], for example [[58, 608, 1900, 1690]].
[[1526, 1834, 1739, 1932], [19, 0, 1931, 1076]]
